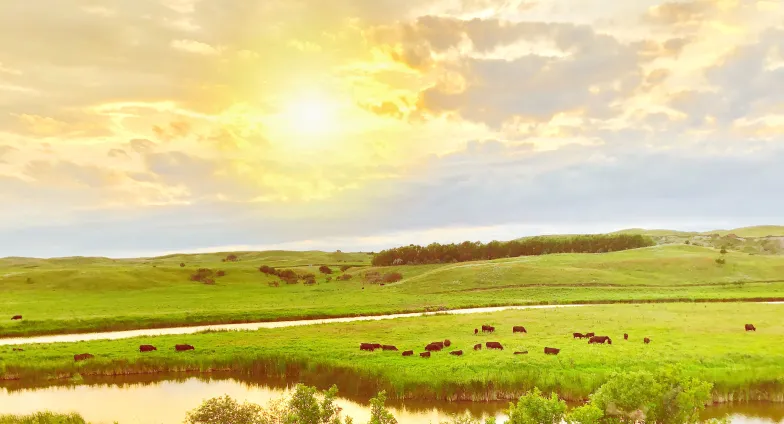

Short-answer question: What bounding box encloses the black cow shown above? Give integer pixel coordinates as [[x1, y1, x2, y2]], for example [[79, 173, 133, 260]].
[[745, 324, 756, 331], [12, 348, 24, 352], [11, 315, 22, 320], [513, 326, 527, 334], [402, 350, 413, 356], [473, 343, 482, 351], [588, 336, 612, 345], [544, 347, 560, 355], [420, 352, 431, 358], [486, 341, 503, 350], [382, 345, 399, 351], [139, 345, 157, 352], [624, 333, 629, 340], [644, 337, 651, 344], [449, 350, 463, 356], [74, 353, 94, 362], [175, 344, 195, 351]]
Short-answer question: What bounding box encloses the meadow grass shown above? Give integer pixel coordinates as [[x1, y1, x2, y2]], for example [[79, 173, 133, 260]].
[[2, 246, 784, 337], [0, 412, 88, 424], [2, 303, 783, 402]]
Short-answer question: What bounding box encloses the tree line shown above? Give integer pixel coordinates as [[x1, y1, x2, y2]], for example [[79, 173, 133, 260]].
[[371, 234, 655, 266]]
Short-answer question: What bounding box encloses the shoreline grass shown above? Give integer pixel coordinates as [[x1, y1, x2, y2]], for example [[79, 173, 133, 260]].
[[2, 303, 784, 403]]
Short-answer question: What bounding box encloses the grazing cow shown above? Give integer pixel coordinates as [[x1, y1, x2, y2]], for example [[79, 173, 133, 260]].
[[11, 315, 22, 320], [12, 348, 24, 352], [429, 341, 445, 348], [474, 328, 478, 335], [514, 351, 528, 355], [745, 324, 756, 331], [586, 333, 595, 338], [444, 339, 451, 347], [402, 350, 413, 356], [513, 326, 527, 334], [573, 332, 586, 339], [588, 336, 612, 345], [360, 343, 377, 351], [382, 345, 398, 351], [175, 344, 195, 351], [74, 353, 94, 362], [371, 343, 382, 349], [449, 350, 463, 356], [473, 343, 482, 351], [544, 347, 560, 355], [644, 338, 651, 344], [425, 343, 443, 352], [485, 341, 503, 350], [481, 325, 495, 333], [624, 333, 628, 340], [139, 345, 157, 352], [420, 352, 431, 358]]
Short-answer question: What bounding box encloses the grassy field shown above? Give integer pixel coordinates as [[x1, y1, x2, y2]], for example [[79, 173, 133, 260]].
[[2, 303, 783, 402], [3, 245, 784, 338]]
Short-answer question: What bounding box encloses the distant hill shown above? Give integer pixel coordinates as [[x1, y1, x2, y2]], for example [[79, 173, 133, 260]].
[[611, 226, 784, 238]]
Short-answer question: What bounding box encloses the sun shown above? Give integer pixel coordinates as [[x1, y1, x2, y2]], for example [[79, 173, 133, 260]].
[[283, 96, 337, 137]]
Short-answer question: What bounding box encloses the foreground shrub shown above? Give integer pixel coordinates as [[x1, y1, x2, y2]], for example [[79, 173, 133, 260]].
[[185, 395, 263, 424], [0, 412, 90, 424], [506, 387, 566, 424], [715, 257, 726, 265]]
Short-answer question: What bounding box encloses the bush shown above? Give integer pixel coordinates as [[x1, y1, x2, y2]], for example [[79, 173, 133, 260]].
[[340, 265, 352, 272], [216, 270, 225, 277], [258, 265, 276, 275], [277, 269, 298, 284], [185, 395, 263, 424], [715, 257, 726, 265], [225, 254, 239, 262], [381, 272, 403, 283], [319, 265, 333, 274], [337, 274, 353, 281], [180, 263, 186, 267], [720, 247, 727, 254], [190, 268, 214, 283], [364, 271, 382, 284], [202, 278, 215, 285], [0, 412, 90, 424], [684, 240, 690, 245], [268, 282, 279, 287], [506, 388, 566, 424]]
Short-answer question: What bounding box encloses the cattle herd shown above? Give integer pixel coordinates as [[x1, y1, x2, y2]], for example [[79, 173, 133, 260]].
[[358, 323, 760, 358]]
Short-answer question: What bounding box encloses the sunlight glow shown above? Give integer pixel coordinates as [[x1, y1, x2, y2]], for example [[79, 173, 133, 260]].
[[283, 96, 338, 137]]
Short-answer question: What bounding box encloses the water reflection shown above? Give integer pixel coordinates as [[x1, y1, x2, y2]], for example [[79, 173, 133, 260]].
[[1, 375, 782, 424]]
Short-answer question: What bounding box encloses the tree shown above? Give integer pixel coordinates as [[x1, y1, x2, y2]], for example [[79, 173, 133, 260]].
[[185, 395, 263, 424], [566, 405, 603, 424], [367, 391, 397, 424], [505, 388, 566, 424], [720, 247, 727, 254], [285, 384, 349, 424]]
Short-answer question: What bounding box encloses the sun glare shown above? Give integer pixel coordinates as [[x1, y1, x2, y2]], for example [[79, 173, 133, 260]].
[[284, 96, 337, 137]]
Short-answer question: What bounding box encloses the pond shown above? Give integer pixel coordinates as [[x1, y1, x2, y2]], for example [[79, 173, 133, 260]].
[[1, 375, 782, 424]]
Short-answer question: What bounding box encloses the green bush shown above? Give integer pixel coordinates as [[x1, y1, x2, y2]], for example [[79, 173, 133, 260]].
[[0, 412, 89, 424]]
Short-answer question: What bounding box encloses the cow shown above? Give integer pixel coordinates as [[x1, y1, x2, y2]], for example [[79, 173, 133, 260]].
[[139, 345, 157, 352], [402, 350, 414, 356], [588, 336, 612, 345], [473, 343, 482, 351], [644, 338, 651, 344], [175, 344, 195, 351], [420, 352, 431, 358], [382, 345, 399, 351], [544, 347, 560, 355], [360, 343, 377, 351], [514, 351, 528, 355], [474, 328, 478, 335], [513, 326, 527, 334], [586, 333, 595, 338], [485, 341, 503, 350], [12, 348, 24, 352], [425, 343, 443, 352], [573, 332, 586, 339], [11, 315, 22, 320], [444, 339, 452, 347], [481, 325, 495, 333], [450, 350, 463, 356], [745, 324, 756, 331], [624, 333, 629, 340], [74, 353, 94, 362]]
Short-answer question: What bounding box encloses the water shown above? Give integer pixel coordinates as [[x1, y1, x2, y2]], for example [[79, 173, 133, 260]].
[[0, 304, 584, 346], [0, 375, 782, 424]]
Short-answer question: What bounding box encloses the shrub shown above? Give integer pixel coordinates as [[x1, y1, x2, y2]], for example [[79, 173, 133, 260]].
[[268, 282, 279, 287], [715, 257, 726, 265], [185, 395, 263, 424], [190, 268, 214, 283], [506, 387, 566, 424], [337, 274, 353, 281], [216, 270, 225, 277], [381, 272, 403, 283], [720, 247, 727, 254], [318, 265, 333, 274], [340, 265, 352, 272], [301, 273, 317, 285], [202, 278, 215, 285], [0, 412, 90, 424], [278, 269, 298, 284], [684, 241, 690, 245], [225, 254, 239, 262], [364, 271, 382, 284], [325, 277, 332, 282], [180, 263, 185, 267], [258, 265, 276, 275]]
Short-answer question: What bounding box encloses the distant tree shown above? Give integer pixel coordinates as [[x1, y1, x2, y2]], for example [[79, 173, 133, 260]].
[[319, 265, 333, 274], [715, 257, 726, 265], [684, 241, 690, 245], [259, 265, 277, 275], [277, 269, 298, 284], [720, 247, 727, 254], [225, 254, 239, 262], [180, 263, 186, 267]]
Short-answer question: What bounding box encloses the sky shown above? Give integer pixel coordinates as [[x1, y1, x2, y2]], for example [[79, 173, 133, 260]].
[[0, 0, 783, 258]]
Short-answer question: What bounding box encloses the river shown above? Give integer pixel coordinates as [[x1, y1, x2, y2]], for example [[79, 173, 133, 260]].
[[0, 375, 782, 423]]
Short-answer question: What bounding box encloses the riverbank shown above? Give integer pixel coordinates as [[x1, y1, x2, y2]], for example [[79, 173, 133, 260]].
[[4, 245, 784, 338], [2, 303, 783, 403]]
